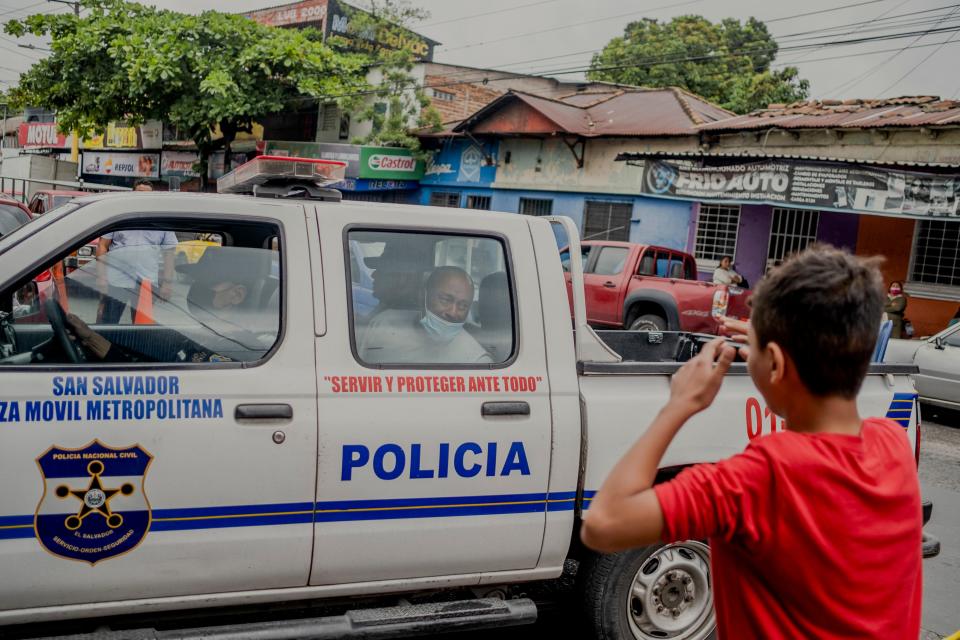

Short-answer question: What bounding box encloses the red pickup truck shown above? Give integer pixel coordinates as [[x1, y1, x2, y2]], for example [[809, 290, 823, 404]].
[[561, 241, 751, 333]]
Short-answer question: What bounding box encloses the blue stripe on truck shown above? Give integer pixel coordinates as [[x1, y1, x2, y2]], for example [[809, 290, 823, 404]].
[[0, 491, 589, 538]]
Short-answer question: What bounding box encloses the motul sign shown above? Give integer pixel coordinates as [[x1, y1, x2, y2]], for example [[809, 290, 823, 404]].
[[18, 123, 70, 149], [367, 154, 416, 172]]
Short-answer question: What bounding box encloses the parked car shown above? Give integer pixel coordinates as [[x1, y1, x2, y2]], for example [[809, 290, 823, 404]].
[[29, 190, 97, 270], [27, 189, 89, 216], [885, 322, 960, 411], [561, 240, 751, 334]]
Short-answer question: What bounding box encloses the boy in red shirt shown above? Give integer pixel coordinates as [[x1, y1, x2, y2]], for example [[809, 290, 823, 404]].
[[581, 246, 922, 639]]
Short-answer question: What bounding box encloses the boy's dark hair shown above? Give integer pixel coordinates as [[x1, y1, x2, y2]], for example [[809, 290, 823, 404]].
[[750, 245, 884, 398]]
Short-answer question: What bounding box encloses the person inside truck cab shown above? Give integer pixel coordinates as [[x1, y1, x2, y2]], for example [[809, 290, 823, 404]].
[[359, 266, 492, 365], [65, 248, 271, 363]]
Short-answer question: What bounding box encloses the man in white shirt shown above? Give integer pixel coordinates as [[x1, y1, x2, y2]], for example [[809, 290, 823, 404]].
[[360, 266, 492, 365], [712, 255, 743, 286]]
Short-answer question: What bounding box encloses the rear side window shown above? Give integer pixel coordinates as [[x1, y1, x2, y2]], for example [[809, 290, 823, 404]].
[[592, 246, 629, 276], [348, 230, 514, 366], [561, 245, 593, 273]]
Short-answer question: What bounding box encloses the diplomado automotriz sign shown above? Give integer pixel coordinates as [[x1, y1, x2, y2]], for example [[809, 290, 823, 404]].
[[637, 158, 960, 219]]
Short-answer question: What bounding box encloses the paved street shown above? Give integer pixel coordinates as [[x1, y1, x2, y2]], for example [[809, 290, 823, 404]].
[[919, 412, 960, 640]]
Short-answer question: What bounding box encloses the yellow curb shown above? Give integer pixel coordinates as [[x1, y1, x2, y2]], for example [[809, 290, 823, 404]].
[[943, 629, 960, 640]]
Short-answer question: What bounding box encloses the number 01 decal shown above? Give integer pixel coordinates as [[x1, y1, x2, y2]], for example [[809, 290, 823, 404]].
[[745, 397, 787, 440]]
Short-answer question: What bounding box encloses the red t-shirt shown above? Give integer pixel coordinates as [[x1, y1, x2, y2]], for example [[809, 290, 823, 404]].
[[654, 417, 922, 639]]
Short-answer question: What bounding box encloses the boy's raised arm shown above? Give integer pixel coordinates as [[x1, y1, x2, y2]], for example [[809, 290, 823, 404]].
[[581, 339, 736, 553]]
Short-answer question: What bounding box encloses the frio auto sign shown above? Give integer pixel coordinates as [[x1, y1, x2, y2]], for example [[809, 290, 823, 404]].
[[367, 155, 417, 172]]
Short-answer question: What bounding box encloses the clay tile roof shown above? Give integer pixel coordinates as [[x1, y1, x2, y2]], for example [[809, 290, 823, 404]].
[[697, 95, 960, 131], [453, 87, 734, 137]]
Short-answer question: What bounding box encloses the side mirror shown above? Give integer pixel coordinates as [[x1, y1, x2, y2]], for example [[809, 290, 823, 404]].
[[934, 337, 946, 350]]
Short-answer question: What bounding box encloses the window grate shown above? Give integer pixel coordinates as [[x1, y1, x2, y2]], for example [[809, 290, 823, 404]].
[[694, 204, 740, 262], [465, 195, 491, 210], [583, 201, 632, 242], [429, 191, 460, 208], [766, 208, 819, 271], [519, 198, 553, 216], [911, 220, 960, 287]]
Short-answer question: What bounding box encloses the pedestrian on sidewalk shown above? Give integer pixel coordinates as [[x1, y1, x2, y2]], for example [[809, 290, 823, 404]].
[[884, 281, 908, 338]]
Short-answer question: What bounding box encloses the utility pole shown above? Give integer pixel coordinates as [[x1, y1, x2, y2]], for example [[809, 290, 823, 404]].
[[47, 1, 81, 163]]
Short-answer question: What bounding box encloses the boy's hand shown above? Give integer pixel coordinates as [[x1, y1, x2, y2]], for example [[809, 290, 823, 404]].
[[668, 337, 736, 417], [720, 316, 751, 361]]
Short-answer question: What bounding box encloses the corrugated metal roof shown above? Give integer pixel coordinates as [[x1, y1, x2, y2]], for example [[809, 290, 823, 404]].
[[452, 88, 734, 137], [698, 96, 960, 132], [615, 149, 960, 169]]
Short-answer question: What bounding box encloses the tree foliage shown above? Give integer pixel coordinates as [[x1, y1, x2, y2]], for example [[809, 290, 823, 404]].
[[332, 0, 442, 152], [5, 0, 368, 179], [587, 16, 810, 113]]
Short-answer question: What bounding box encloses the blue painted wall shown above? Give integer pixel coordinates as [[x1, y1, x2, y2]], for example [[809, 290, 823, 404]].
[[418, 186, 693, 251], [421, 139, 498, 188]]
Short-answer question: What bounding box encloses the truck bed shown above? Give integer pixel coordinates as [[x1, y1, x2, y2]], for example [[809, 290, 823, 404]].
[[589, 330, 918, 376], [577, 330, 920, 498]]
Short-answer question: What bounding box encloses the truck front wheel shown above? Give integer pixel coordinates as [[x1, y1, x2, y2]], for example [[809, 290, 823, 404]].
[[628, 314, 667, 332], [579, 542, 715, 640]]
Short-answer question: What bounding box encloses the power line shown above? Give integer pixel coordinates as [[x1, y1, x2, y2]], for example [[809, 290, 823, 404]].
[[418, 0, 563, 28], [438, 0, 704, 53], [272, 24, 960, 108], [819, 4, 960, 96], [765, 0, 893, 23], [520, 23, 960, 77], [878, 8, 960, 93], [480, 1, 960, 76], [0, 1, 46, 18], [774, 36, 960, 67], [436, 0, 960, 85], [437, 0, 922, 54]]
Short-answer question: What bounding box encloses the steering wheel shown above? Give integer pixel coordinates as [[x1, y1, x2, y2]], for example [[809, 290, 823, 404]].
[[43, 298, 86, 364]]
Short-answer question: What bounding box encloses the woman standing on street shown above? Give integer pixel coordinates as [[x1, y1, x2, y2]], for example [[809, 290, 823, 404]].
[[884, 281, 908, 338]]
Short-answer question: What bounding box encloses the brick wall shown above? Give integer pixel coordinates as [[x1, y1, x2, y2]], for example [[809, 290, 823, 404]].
[[424, 75, 504, 124]]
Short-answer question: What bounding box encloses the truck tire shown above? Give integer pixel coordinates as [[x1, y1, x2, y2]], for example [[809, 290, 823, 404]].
[[629, 314, 667, 332], [579, 542, 715, 640]]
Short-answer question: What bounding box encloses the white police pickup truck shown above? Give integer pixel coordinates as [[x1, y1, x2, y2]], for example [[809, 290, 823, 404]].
[[0, 158, 931, 640]]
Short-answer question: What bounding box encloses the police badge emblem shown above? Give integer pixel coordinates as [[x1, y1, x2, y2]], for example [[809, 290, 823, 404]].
[[35, 441, 153, 564]]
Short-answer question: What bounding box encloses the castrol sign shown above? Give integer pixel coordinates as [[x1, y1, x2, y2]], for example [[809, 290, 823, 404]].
[[367, 154, 417, 173]]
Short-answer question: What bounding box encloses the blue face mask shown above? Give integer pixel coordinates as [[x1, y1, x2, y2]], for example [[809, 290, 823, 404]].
[[421, 308, 464, 342]]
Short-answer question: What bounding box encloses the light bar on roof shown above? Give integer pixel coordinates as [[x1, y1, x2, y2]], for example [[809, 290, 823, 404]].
[[217, 155, 348, 194]]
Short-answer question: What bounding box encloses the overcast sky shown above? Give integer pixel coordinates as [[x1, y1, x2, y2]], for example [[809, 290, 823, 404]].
[[0, 0, 954, 101]]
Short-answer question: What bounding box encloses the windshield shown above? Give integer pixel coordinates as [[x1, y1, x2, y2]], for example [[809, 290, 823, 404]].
[[0, 202, 82, 255], [51, 195, 77, 209], [0, 204, 30, 238]]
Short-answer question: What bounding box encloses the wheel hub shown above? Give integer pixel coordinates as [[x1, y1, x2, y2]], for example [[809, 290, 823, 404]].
[[654, 570, 695, 613], [626, 542, 714, 640]]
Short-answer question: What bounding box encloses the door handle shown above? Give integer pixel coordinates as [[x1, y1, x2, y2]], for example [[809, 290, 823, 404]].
[[481, 401, 530, 417], [603, 281, 616, 288], [235, 404, 293, 420]]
